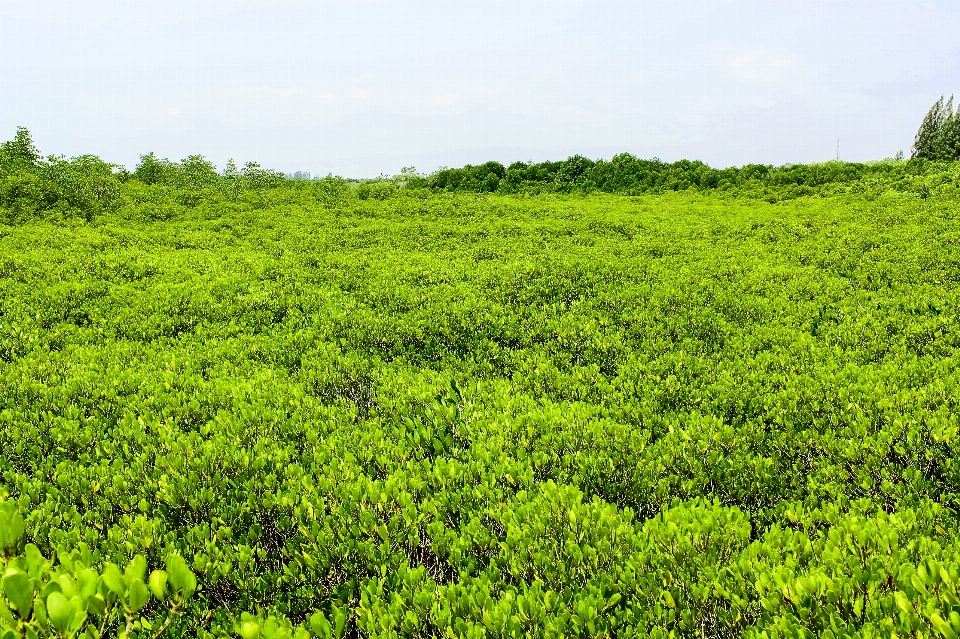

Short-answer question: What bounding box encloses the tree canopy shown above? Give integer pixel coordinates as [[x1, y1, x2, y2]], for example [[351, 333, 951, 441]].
[[912, 95, 960, 161]]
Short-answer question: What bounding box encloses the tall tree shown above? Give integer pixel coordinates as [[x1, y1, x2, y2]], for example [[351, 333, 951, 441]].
[[910, 95, 946, 160], [940, 100, 960, 161], [935, 96, 955, 160], [911, 95, 957, 160], [0, 126, 41, 172]]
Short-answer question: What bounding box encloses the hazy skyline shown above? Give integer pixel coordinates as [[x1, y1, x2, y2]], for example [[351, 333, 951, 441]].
[[2, 0, 958, 177]]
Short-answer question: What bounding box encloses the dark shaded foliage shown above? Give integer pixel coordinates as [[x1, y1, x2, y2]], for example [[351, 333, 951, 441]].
[[428, 151, 959, 198]]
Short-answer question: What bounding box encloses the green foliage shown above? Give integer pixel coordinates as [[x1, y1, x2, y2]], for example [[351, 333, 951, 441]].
[[0, 501, 199, 638], [0, 128, 41, 172], [942, 109, 960, 163], [428, 152, 960, 197], [131, 154, 285, 192], [3, 126, 958, 228], [913, 95, 960, 162], [2, 136, 960, 636], [0, 129, 121, 224], [430, 161, 505, 192], [132, 153, 220, 190]]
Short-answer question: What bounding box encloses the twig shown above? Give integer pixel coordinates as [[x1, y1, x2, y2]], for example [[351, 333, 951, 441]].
[[150, 605, 179, 639]]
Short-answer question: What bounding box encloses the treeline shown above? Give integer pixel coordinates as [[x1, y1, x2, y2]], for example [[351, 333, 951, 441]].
[[2, 126, 959, 224], [132, 152, 287, 190], [0, 128, 303, 224], [399, 94, 960, 196], [416, 154, 957, 197]]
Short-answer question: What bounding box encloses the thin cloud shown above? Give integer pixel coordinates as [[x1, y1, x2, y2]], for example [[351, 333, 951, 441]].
[[729, 50, 799, 83]]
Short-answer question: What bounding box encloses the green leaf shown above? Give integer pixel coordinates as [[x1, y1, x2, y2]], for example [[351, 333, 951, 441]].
[[894, 591, 912, 615], [332, 606, 346, 639], [127, 579, 149, 613], [86, 593, 106, 617], [165, 555, 196, 599], [0, 503, 25, 553], [33, 595, 47, 627], [911, 573, 929, 596], [310, 611, 332, 639], [2, 568, 34, 619], [238, 620, 261, 639], [261, 616, 280, 638], [603, 592, 622, 612], [930, 613, 958, 639], [24, 545, 46, 578], [68, 605, 88, 635], [77, 569, 99, 599], [0, 600, 17, 628], [46, 591, 76, 632], [123, 556, 147, 584], [101, 563, 124, 597], [148, 570, 168, 601]]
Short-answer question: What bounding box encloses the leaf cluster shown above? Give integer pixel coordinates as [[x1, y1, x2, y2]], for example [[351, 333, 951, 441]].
[[1, 501, 198, 639]]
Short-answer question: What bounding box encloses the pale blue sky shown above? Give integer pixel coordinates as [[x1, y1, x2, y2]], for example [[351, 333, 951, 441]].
[[2, 0, 957, 177]]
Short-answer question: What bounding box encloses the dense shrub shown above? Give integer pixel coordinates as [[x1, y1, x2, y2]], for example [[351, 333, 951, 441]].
[[0, 129, 121, 223], [3, 176, 960, 636], [424, 152, 960, 199], [3, 125, 960, 636]]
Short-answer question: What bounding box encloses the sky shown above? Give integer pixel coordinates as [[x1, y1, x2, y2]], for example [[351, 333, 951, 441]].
[[1, 0, 958, 178]]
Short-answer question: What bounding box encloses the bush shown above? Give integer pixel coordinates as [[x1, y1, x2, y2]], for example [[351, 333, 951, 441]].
[[0, 129, 121, 223]]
